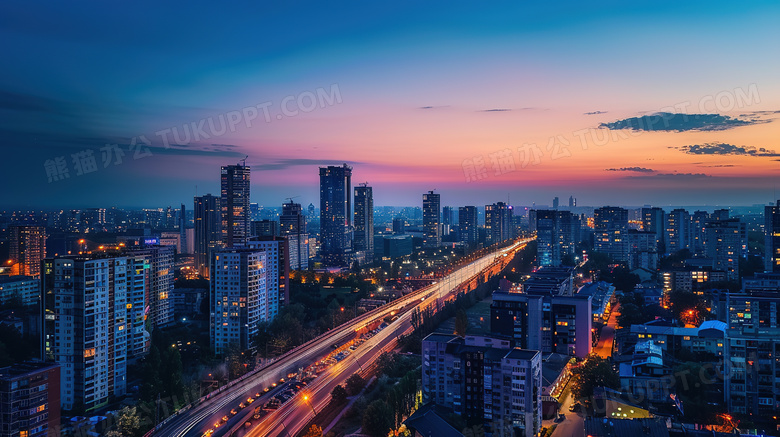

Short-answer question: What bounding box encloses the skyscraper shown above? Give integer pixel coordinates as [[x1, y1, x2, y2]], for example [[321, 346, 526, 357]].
[[9, 225, 46, 277], [353, 183, 374, 260], [553, 197, 559, 210], [248, 237, 288, 316], [210, 248, 266, 355], [422, 191, 441, 248], [458, 206, 478, 245], [194, 194, 221, 278], [568, 196, 575, 208], [485, 202, 513, 244], [280, 201, 309, 270], [594, 206, 629, 262], [766, 200, 780, 273], [319, 164, 353, 267], [221, 163, 251, 248]]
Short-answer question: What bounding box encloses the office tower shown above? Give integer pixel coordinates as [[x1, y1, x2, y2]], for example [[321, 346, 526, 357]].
[[422, 191, 441, 248], [0, 275, 40, 307], [194, 194, 221, 278], [248, 237, 288, 316], [125, 245, 174, 327], [665, 208, 691, 254], [0, 362, 60, 437], [221, 163, 251, 248], [704, 218, 746, 281], [568, 196, 575, 208], [641, 207, 666, 252], [319, 164, 353, 267], [691, 210, 709, 256], [594, 206, 629, 262], [8, 225, 46, 277], [458, 206, 478, 245], [766, 200, 780, 273], [353, 183, 374, 260], [252, 219, 280, 237], [422, 334, 542, 437], [42, 255, 133, 411], [441, 206, 453, 236], [534, 210, 580, 267], [485, 202, 513, 245], [307, 203, 315, 219], [210, 249, 266, 355], [553, 197, 559, 210], [280, 201, 309, 270], [392, 217, 405, 234], [179, 203, 187, 254]]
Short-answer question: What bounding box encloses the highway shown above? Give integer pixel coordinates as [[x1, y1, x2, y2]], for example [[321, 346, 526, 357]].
[[149, 238, 532, 437]]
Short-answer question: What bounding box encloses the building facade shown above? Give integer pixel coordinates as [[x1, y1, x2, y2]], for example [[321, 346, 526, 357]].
[[194, 194, 221, 278], [9, 225, 46, 278], [0, 362, 60, 437], [210, 249, 267, 354], [458, 206, 478, 246]]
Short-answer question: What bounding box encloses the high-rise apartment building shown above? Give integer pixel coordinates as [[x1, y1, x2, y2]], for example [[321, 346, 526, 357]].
[[125, 245, 174, 327], [594, 206, 629, 262], [485, 202, 513, 245], [534, 210, 580, 267], [665, 208, 691, 254], [9, 225, 46, 278], [641, 207, 666, 252], [248, 237, 288, 316], [458, 206, 478, 245], [42, 255, 135, 411], [422, 191, 441, 248], [280, 202, 309, 270], [765, 200, 780, 273], [0, 362, 61, 437], [422, 334, 542, 437], [319, 164, 353, 267], [353, 184, 374, 260], [703, 218, 746, 281], [441, 206, 453, 236], [221, 163, 251, 248], [210, 248, 267, 355], [194, 194, 221, 278]]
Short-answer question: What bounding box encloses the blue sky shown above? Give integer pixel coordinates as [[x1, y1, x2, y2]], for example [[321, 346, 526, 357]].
[[1, 1, 779, 208]]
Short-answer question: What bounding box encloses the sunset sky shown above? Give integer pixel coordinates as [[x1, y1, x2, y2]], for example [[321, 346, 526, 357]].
[[1, 1, 779, 208]]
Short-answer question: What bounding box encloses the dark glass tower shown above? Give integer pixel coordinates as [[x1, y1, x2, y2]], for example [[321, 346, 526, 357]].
[[354, 183, 374, 259], [319, 164, 353, 267], [194, 194, 221, 277]]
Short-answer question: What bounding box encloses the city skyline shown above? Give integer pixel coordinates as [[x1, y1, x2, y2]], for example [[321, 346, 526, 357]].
[[1, 2, 779, 208]]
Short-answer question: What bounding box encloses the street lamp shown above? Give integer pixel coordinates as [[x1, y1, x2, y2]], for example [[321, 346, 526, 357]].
[[302, 394, 316, 415]]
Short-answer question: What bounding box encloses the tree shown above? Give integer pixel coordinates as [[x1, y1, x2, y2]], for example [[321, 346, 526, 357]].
[[362, 400, 394, 437], [345, 374, 366, 396], [571, 354, 619, 400], [454, 308, 468, 336], [111, 406, 141, 437], [303, 424, 323, 437], [331, 384, 348, 405]]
